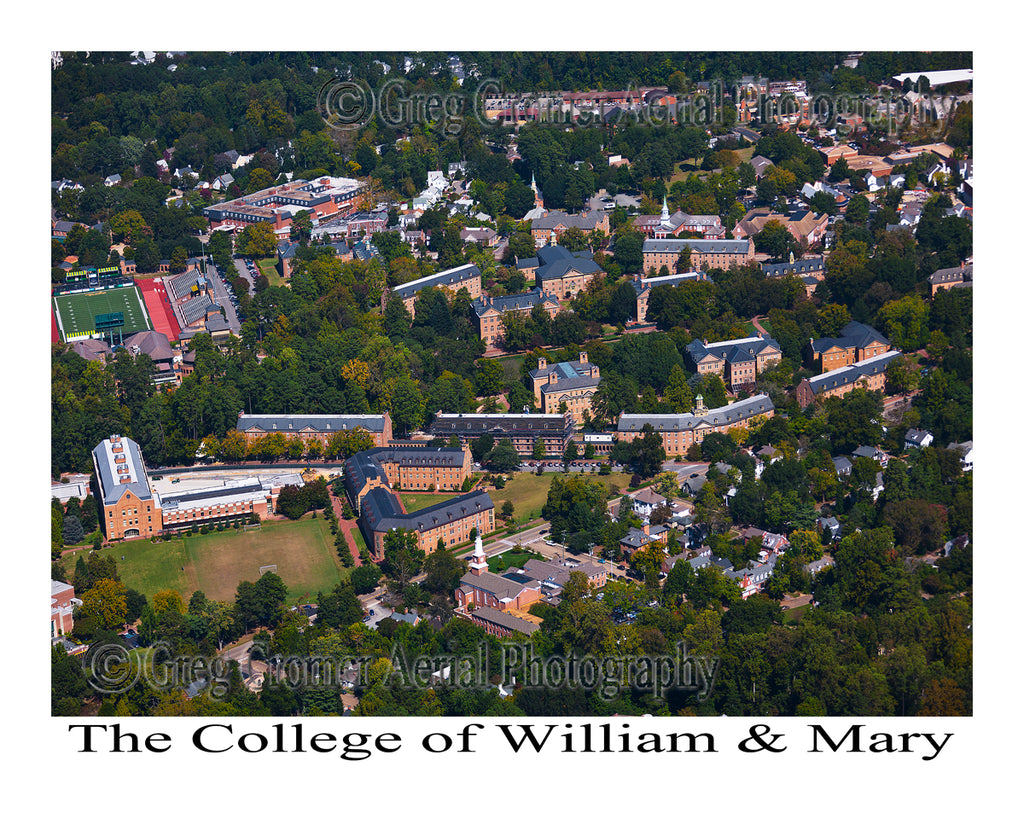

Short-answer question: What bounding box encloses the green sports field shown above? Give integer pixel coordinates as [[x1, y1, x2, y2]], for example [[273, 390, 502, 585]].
[[53, 286, 152, 341], [64, 518, 347, 604]]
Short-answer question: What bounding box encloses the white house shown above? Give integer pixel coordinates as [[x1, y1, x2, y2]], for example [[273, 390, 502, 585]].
[[904, 428, 934, 450]]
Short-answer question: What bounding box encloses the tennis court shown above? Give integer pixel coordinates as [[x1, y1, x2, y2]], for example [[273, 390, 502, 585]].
[[53, 286, 152, 342]]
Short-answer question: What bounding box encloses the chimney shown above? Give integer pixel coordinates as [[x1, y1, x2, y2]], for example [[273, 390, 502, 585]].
[[538, 357, 547, 370]]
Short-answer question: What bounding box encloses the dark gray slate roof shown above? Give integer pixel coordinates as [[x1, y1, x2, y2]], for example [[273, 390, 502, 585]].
[[430, 412, 571, 436], [761, 257, 825, 277], [806, 350, 901, 394], [617, 394, 774, 433], [473, 287, 558, 317], [237, 414, 388, 434], [811, 320, 890, 354], [364, 489, 494, 536]]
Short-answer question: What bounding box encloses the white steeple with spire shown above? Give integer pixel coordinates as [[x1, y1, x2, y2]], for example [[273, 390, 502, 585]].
[[468, 521, 488, 575], [660, 194, 671, 227]]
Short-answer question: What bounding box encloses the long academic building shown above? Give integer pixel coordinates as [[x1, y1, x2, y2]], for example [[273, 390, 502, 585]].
[[343, 444, 492, 559], [92, 435, 299, 541], [236, 413, 393, 449], [428, 412, 575, 458], [616, 394, 776, 456]]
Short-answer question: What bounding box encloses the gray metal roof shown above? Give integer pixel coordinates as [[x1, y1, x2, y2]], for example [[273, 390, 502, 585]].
[[392, 263, 481, 297], [92, 435, 152, 504], [643, 238, 751, 254], [617, 393, 775, 433]]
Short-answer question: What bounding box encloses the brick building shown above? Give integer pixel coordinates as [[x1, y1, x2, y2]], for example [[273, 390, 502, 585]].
[[236, 413, 393, 450], [456, 533, 543, 617], [529, 209, 610, 246], [632, 199, 725, 239], [616, 394, 776, 457], [794, 350, 902, 408], [529, 352, 601, 420], [359, 487, 495, 558], [51, 580, 80, 640], [343, 446, 471, 514], [202, 177, 365, 233], [928, 263, 972, 296], [809, 321, 892, 373], [429, 412, 575, 459], [733, 207, 829, 247], [92, 435, 161, 541], [517, 244, 604, 302], [632, 270, 708, 323], [391, 263, 482, 318], [473, 288, 560, 347], [685, 336, 783, 391], [642, 238, 754, 275]]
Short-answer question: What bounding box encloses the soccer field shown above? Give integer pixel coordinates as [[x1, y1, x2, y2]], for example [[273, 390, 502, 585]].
[[53, 286, 152, 341], [64, 518, 348, 604]]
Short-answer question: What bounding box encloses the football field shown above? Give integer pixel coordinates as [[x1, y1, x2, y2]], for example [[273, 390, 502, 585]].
[[53, 286, 152, 341]]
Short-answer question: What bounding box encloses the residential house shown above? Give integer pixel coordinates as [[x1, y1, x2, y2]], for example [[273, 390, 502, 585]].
[[928, 263, 972, 296], [946, 440, 973, 471], [628, 488, 669, 521], [904, 429, 934, 450]]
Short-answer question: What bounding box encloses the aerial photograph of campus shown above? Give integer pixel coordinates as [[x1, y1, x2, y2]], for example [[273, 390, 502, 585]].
[[50, 50, 973, 719]]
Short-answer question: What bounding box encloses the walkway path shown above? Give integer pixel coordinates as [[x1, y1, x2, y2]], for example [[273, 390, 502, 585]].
[[329, 491, 363, 566]]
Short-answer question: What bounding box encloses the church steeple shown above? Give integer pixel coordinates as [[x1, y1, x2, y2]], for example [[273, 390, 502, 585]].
[[468, 523, 488, 576], [531, 172, 544, 209], [660, 194, 670, 226]]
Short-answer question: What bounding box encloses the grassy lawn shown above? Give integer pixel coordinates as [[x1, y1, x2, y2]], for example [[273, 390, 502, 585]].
[[488, 549, 543, 573], [258, 258, 285, 287], [487, 471, 631, 525], [398, 492, 461, 513], [783, 604, 810, 624], [67, 518, 346, 604], [747, 318, 772, 337]]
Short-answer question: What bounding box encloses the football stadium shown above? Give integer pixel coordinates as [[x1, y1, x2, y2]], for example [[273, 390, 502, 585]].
[[53, 270, 153, 343]]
